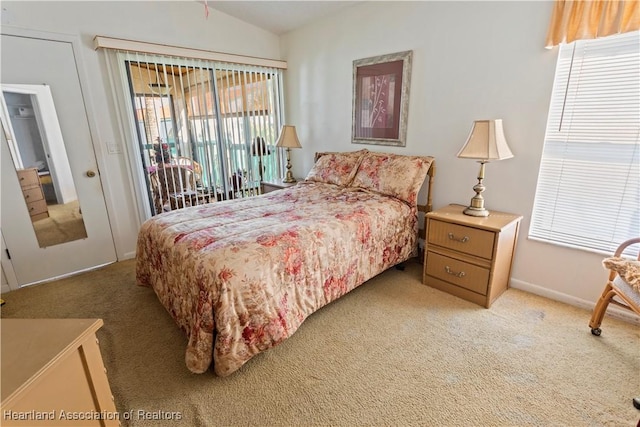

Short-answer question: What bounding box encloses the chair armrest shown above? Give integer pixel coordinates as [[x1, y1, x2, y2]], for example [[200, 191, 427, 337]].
[[614, 237, 640, 258]]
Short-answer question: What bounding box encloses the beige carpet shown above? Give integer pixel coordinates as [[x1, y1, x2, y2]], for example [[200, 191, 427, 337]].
[[32, 200, 87, 248], [1, 260, 639, 426]]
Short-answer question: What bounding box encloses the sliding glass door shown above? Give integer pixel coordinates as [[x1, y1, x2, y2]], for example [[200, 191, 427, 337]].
[[119, 53, 284, 215]]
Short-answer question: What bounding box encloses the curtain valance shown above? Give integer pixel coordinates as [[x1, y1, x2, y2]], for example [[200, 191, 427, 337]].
[[545, 0, 640, 47]]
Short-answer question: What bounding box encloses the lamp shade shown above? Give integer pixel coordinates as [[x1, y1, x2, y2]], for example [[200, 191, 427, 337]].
[[276, 125, 302, 149], [457, 119, 513, 161]]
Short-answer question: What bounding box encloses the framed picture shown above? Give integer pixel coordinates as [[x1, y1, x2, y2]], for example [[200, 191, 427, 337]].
[[352, 50, 412, 147]]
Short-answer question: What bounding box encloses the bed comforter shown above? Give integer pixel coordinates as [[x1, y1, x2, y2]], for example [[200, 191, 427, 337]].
[[136, 181, 419, 376]]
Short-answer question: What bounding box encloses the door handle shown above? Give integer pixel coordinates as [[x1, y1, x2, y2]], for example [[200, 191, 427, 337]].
[[86, 170, 97, 178]]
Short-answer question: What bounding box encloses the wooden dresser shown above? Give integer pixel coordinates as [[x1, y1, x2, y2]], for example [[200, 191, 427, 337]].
[[17, 168, 49, 222], [423, 204, 522, 308], [1, 318, 119, 426]]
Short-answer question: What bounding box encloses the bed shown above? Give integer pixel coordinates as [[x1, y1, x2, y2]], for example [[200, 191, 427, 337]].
[[136, 149, 435, 376]]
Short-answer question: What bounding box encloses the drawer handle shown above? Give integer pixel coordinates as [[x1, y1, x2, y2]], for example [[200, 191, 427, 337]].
[[445, 266, 465, 278], [448, 233, 469, 243]]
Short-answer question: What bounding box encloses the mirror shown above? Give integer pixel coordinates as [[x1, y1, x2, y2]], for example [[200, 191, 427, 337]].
[[1, 84, 87, 247]]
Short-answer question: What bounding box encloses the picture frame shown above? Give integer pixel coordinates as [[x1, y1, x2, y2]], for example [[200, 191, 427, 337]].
[[352, 50, 413, 147]]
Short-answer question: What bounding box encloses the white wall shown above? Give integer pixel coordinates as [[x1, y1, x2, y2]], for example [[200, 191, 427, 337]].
[[280, 1, 625, 311], [1, 1, 282, 260]]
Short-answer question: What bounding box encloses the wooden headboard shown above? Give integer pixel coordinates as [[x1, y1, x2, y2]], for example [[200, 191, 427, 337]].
[[417, 162, 436, 240]]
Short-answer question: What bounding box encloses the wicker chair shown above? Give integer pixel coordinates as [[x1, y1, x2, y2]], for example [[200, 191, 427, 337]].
[[589, 237, 640, 336], [176, 156, 203, 185], [153, 165, 208, 212]]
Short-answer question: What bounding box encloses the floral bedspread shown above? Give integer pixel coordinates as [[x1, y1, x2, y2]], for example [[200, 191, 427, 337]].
[[136, 182, 419, 376]]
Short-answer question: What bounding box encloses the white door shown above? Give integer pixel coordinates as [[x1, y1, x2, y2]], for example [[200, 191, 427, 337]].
[[1, 32, 116, 286]]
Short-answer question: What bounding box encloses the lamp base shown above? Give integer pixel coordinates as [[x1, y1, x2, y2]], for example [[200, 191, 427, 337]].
[[282, 171, 297, 184], [282, 147, 297, 183], [463, 206, 489, 217], [463, 160, 489, 217]]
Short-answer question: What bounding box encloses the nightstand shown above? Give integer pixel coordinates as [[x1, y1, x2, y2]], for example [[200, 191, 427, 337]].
[[423, 204, 522, 308], [261, 179, 298, 194]]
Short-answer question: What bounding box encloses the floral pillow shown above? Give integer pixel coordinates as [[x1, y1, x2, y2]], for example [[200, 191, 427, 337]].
[[350, 152, 435, 206], [305, 150, 367, 187], [603, 257, 640, 293], [314, 149, 368, 163]]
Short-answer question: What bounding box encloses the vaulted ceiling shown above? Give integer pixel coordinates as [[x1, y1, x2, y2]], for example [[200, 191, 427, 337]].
[[207, 1, 360, 35]]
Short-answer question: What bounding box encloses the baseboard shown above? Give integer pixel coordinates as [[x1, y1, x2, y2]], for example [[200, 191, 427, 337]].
[[20, 261, 116, 289], [510, 278, 640, 326], [1, 283, 11, 294], [121, 251, 136, 261]]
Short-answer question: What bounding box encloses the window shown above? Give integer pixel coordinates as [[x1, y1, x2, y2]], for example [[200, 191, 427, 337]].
[[530, 31, 640, 256]]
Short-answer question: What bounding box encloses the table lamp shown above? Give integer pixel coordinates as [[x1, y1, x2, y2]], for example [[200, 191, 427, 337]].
[[457, 119, 513, 217], [276, 125, 302, 183]]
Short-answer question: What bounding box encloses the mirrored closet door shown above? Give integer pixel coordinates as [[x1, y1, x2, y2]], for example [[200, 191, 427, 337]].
[[1, 30, 116, 286]]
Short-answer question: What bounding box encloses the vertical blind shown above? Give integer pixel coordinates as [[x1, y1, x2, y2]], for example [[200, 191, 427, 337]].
[[114, 50, 285, 215], [530, 30, 640, 256]]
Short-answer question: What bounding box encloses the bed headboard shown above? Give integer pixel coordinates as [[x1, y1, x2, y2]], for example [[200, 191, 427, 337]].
[[417, 163, 435, 240]]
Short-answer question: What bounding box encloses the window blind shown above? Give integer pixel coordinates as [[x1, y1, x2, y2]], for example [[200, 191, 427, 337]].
[[530, 30, 640, 257], [109, 50, 285, 215]]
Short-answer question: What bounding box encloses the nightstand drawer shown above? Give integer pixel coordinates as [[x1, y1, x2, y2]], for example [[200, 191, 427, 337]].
[[426, 252, 490, 295], [428, 219, 495, 259]]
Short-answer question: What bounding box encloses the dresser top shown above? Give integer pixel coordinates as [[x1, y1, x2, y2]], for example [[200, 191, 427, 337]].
[[1, 318, 103, 403], [427, 204, 522, 231]]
